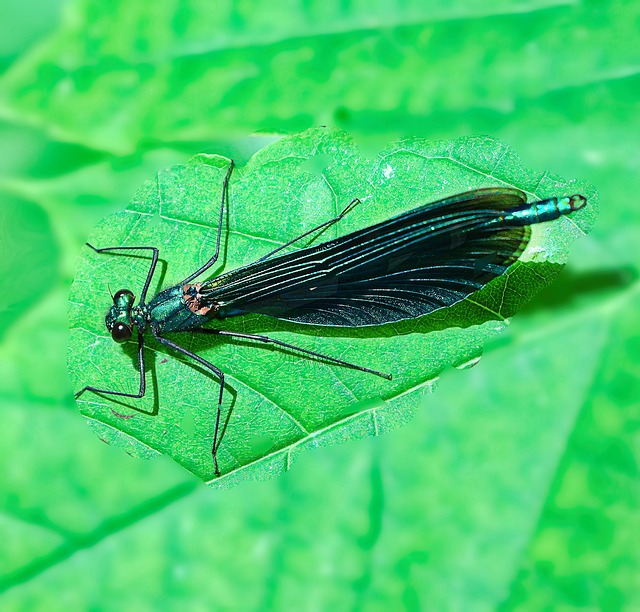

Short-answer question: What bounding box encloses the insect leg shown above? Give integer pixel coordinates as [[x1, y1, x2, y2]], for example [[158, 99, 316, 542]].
[[75, 332, 148, 401], [256, 197, 361, 262], [85, 244, 159, 304], [151, 328, 226, 476], [189, 328, 392, 380], [179, 160, 235, 285]]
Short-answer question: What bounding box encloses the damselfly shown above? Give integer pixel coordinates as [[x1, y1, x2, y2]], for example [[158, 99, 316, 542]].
[[75, 160, 586, 475]]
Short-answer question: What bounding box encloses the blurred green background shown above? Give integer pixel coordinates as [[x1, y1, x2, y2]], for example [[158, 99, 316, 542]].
[[0, 0, 637, 609]]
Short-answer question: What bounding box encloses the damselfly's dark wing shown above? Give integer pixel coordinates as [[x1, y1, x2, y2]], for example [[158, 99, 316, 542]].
[[202, 188, 531, 327]]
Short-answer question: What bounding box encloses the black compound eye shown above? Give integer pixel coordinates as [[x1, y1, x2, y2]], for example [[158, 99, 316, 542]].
[[111, 322, 132, 343], [113, 289, 134, 303]]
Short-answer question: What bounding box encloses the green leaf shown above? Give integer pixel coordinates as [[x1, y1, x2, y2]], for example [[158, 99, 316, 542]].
[[0, 194, 58, 337], [67, 128, 595, 486], [1, 0, 637, 606], [0, 0, 64, 73], [498, 295, 640, 610], [2, 1, 638, 153]]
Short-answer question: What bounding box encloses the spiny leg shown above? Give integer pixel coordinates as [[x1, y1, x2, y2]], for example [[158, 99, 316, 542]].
[[85, 244, 159, 304], [180, 160, 235, 285], [256, 197, 362, 262], [75, 332, 149, 403], [77, 244, 158, 404], [188, 327, 392, 380], [151, 328, 226, 476]]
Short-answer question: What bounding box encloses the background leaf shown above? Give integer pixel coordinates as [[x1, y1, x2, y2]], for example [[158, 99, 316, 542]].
[[1, 0, 638, 154], [0, 0, 637, 608]]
